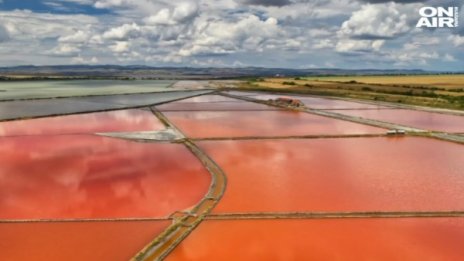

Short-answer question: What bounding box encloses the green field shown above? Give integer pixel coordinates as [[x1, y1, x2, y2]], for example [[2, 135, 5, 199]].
[[238, 75, 464, 110]]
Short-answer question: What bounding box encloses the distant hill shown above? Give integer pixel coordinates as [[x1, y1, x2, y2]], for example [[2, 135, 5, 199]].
[[0, 65, 457, 80]]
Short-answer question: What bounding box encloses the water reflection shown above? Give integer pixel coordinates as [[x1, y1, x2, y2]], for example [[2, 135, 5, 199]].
[[331, 109, 464, 132], [158, 101, 276, 112], [0, 109, 165, 137], [164, 110, 385, 138], [199, 137, 464, 212], [0, 135, 210, 219]]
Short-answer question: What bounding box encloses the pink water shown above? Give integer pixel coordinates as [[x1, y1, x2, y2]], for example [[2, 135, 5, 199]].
[[0, 109, 164, 136], [331, 109, 464, 132], [164, 110, 385, 138], [167, 218, 464, 261], [226, 91, 388, 109], [0, 135, 210, 219], [157, 94, 277, 111], [199, 137, 464, 212], [0, 221, 169, 261]]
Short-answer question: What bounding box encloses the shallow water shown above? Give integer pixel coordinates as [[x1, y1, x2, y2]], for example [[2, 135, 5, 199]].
[[0, 80, 175, 100], [164, 110, 385, 138], [330, 109, 464, 132], [0, 90, 211, 121], [0, 109, 164, 136], [70, 91, 211, 106], [167, 218, 464, 260], [292, 96, 389, 109], [0, 135, 210, 219], [225, 91, 388, 109], [0, 220, 169, 261], [199, 137, 464, 212], [157, 94, 279, 111], [158, 101, 277, 111]]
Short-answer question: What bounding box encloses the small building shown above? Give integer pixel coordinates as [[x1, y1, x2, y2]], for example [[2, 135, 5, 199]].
[[387, 129, 406, 135], [269, 97, 305, 108]]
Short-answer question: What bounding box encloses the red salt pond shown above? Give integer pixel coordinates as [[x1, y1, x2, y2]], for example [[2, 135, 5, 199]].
[[0, 135, 210, 219], [331, 109, 464, 132], [226, 91, 388, 109], [167, 218, 464, 260], [164, 110, 384, 138], [0, 109, 164, 137], [198, 137, 464, 212], [292, 96, 389, 109], [157, 95, 278, 111], [0, 220, 168, 261], [158, 101, 277, 112]]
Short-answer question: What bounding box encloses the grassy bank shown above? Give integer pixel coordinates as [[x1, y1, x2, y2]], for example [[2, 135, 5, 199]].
[[235, 75, 464, 110]]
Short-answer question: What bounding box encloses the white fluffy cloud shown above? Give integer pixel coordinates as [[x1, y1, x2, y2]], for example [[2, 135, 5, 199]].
[[336, 39, 384, 53], [109, 41, 130, 53], [0, 0, 461, 70], [144, 2, 198, 25], [339, 3, 415, 40], [448, 35, 464, 47], [103, 23, 140, 40], [49, 44, 81, 56], [72, 55, 99, 64], [389, 50, 440, 65], [0, 25, 9, 42], [94, 0, 131, 9], [0, 10, 98, 39], [177, 15, 281, 57], [59, 30, 91, 43], [329, 1, 450, 68]]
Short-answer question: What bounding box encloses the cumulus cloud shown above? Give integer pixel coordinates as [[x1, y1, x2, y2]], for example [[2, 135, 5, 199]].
[[72, 55, 99, 64], [59, 30, 90, 43], [313, 39, 335, 49], [145, 9, 171, 25], [448, 35, 464, 47], [237, 0, 292, 6], [358, 0, 423, 3], [109, 41, 130, 53], [389, 50, 440, 65], [0, 25, 9, 42], [402, 36, 441, 50], [444, 53, 456, 62], [145, 2, 199, 25], [172, 2, 199, 23], [0, 0, 461, 69], [103, 23, 140, 40], [57, 0, 95, 4], [338, 3, 413, 40], [49, 44, 81, 56], [0, 10, 98, 39], [178, 15, 282, 57], [336, 39, 384, 53], [94, 0, 130, 9]]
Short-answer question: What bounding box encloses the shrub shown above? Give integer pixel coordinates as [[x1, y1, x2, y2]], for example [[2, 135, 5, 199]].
[[282, 81, 296, 85]]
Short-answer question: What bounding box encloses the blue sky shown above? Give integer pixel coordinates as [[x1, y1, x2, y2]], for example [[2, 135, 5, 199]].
[[0, 0, 463, 70], [0, 0, 110, 14]]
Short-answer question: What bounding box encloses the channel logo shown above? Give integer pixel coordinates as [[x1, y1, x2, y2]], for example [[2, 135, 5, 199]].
[[416, 6, 459, 28]]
